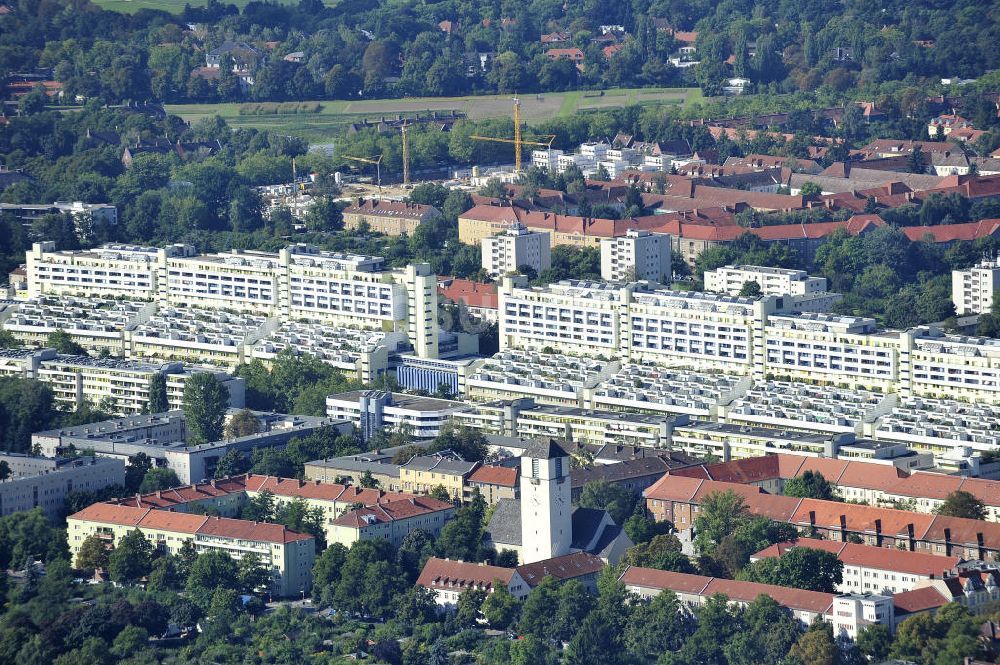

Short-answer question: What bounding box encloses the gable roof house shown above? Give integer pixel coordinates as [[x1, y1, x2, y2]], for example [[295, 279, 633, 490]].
[[417, 557, 529, 609]]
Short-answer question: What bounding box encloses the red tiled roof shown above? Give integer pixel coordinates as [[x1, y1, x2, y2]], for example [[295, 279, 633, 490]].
[[438, 278, 498, 310], [752, 538, 961, 577], [515, 551, 605, 586], [69, 503, 149, 526], [603, 44, 624, 59], [71, 501, 312, 544], [619, 566, 712, 594], [643, 474, 705, 502], [344, 198, 436, 217], [705, 577, 834, 614], [620, 566, 835, 614], [546, 48, 585, 60], [923, 515, 1000, 548], [417, 557, 515, 591], [332, 496, 454, 528], [196, 515, 312, 543], [901, 220, 1000, 243], [467, 465, 518, 487], [893, 586, 949, 614], [792, 498, 936, 538], [138, 510, 209, 533]]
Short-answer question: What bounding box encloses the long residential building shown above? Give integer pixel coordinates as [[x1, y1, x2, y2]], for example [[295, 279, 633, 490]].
[[0, 456, 124, 520], [24, 242, 441, 359], [644, 474, 1000, 562], [32, 411, 348, 485], [672, 453, 1000, 521], [0, 347, 244, 415], [67, 503, 315, 597], [751, 538, 963, 595], [619, 565, 895, 640], [494, 278, 1000, 404]]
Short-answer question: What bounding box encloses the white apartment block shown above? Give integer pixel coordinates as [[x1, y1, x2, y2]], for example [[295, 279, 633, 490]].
[[600, 230, 672, 282], [325, 390, 468, 441], [481, 223, 551, 278], [705, 265, 828, 297], [830, 594, 894, 642], [952, 260, 1000, 315], [764, 314, 901, 393], [531, 149, 563, 171], [26, 242, 193, 299], [496, 279, 1000, 403], [24, 243, 441, 360], [0, 347, 244, 415], [498, 278, 624, 357]]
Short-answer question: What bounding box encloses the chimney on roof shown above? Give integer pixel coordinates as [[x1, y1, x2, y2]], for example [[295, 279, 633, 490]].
[[873, 518, 882, 547], [211, 479, 217, 488], [944, 527, 953, 556], [906, 523, 915, 551], [808, 510, 816, 527], [978, 532, 986, 560]]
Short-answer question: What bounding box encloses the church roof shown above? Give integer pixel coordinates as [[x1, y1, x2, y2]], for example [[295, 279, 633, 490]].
[[570, 507, 608, 550], [522, 438, 568, 460], [484, 498, 522, 547]]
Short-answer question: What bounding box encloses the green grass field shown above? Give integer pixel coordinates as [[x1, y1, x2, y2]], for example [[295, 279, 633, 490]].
[[166, 88, 701, 143]]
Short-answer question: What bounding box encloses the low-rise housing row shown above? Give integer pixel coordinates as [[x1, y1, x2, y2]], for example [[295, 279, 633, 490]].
[[750, 537, 963, 595], [673, 452, 1000, 521], [644, 474, 1000, 562], [619, 565, 894, 640], [67, 502, 314, 597]]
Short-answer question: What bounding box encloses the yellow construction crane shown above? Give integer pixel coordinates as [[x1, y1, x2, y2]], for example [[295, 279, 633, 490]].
[[343, 154, 383, 192], [470, 96, 555, 172], [400, 122, 410, 187]]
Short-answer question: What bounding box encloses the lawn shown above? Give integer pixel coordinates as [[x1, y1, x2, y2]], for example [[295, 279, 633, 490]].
[[166, 88, 699, 143]]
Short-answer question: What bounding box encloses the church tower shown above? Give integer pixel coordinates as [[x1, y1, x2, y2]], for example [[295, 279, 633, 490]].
[[519, 439, 572, 564]]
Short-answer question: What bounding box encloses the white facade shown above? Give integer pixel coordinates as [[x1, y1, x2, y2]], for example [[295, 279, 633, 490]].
[[0, 347, 244, 415], [481, 223, 551, 278], [531, 149, 563, 171], [325, 390, 468, 441], [519, 444, 572, 564], [600, 230, 672, 282], [831, 594, 894, 642], [24, 243, 441, 360], [952, 260, 1000, 315], [494, 279, 1000, 404], [705, 265, 827, 297]]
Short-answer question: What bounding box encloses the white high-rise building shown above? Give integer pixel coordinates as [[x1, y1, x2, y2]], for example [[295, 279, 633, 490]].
[[952, 260, 1000, 315], [482, 223, 551, 278], [600, 230, 672, 282], [705, 265, 827, 297], [519, 439, 572, 564]]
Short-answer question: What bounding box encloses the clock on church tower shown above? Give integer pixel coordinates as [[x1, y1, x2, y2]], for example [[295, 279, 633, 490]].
[[519, 439, 572, 564]]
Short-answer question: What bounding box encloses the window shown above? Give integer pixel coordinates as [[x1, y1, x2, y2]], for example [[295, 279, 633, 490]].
[[531, 458, 539, 478]]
